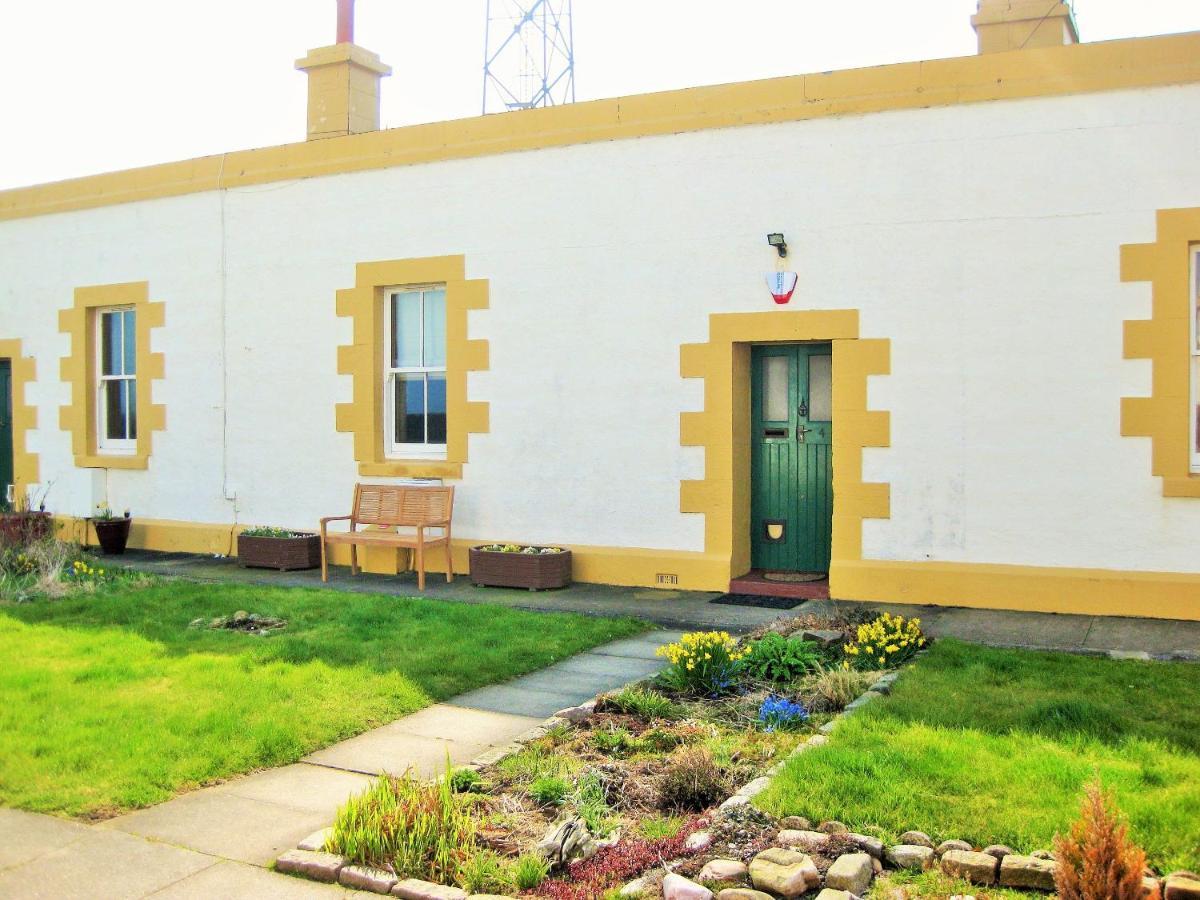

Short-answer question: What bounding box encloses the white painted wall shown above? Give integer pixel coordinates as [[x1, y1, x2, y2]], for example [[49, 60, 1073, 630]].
[[2, 83, 1199, 572]]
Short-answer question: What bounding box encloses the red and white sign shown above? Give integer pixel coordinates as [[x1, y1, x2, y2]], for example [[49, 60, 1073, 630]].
[[766, 271, 799, 305]]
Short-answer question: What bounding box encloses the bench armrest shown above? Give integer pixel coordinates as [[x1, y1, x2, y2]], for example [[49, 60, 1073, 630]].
[[320, 515, 352, 525]]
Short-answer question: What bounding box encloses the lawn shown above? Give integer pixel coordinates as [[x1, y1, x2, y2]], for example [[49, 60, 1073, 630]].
[[0, 580, 646, 818], [755, 638, 1200, 872]]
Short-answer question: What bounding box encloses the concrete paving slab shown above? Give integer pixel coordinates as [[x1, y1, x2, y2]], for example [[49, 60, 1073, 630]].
[[548, 652, 665, 680], [506, 665, 644, 696], [928, 608, 1092, 652], [147, 859, 355, 898], [588, 631, 684, 660], [391, 704, 540, 745], [447, 682, 586, 718], [0, 827, 215, 900], [105, 791, 331, 867], [0, 808, 91, 872], [1082, 615, 1200, 657], [303, 729, 472, 778], [208, 764, 376, 815]]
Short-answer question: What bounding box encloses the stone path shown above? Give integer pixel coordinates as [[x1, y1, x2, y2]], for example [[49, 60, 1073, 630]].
[[0, 631, 678, 899]]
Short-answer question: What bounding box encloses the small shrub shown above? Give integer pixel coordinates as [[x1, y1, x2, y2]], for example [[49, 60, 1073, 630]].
[[448, 767, 483, 793], [805, 665, 874, 712], [1054, 780, 1147, 900], [529, 775, 570, 805], [498, 745, 576, 783], [514, 853, 551, 890], [636, 726, 689, 753], [457, 848, 513, 894], [574, 770, 617, 837], [742, 634, 823, 683], [602, 687, 682, 720], [656, 631, 748, 696], [842, 612, 925, 669], [757, 695, 810, 732], [327, 770, 475, 883], [657, 747, 727, 812], [636, 814, 685, 840], [591, 724, 635, 756]]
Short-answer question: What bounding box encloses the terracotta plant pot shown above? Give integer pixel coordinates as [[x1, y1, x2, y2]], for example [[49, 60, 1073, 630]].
[[0, 511, 53, 548], [238, 533, 321, 571], [469, 546, 572, 591], [93, 517, 132, 555]]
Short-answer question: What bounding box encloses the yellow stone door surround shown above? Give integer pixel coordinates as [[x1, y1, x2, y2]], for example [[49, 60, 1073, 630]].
[[679, 309, 892, 592]]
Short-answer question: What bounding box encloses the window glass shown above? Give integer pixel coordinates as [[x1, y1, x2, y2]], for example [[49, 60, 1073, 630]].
[[808, 354, 833, 421], [427, 373, 447, 444], [122, 310, 136, 375], [391, 292, 423, 368], [423, 289, 447, 368], [128, 379, 137, 439], [394, 373, 426, 445], [763, 355, 789, 421], [101, 312, 121, 377]]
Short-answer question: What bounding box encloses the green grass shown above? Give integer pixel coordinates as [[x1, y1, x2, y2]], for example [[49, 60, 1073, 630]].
[[0, 581, 645, 818], [756, 639, 1200, 871]]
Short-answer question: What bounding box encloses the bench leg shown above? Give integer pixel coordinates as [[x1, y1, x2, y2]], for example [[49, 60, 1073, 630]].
[[444, 541, 453, 583], [350, 544, 359, 576], [416, 541, 425, 591], [320, 540, 328, 582]]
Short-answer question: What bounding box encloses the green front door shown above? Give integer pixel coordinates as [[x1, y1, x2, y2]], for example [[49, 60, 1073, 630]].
[[0, 360, 13, 505], [750, 344, 833, 573]]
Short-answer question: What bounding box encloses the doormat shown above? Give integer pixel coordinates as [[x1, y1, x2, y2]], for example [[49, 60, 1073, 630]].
[[710, 593, 804, 610], [763, 571, 827, 583]]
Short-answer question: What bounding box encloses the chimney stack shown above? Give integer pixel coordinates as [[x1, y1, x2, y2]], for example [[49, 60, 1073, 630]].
[[972, 0, 1079, 54], [296, 0, 391, 141]]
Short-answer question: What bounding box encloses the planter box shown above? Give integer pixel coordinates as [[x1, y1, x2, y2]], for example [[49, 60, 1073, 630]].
[[238, 533, 322, 571], [0, 511, 53, 548], [469, 546, 572, 591], [93, 518, 132, 555]]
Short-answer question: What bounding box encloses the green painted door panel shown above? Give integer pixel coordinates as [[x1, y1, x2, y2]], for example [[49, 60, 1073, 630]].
[[750, 344, 833, 573], [0, 360, 13, 504]]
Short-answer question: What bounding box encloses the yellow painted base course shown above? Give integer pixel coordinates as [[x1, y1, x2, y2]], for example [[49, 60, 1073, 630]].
[[47, 516, 1200, 620]]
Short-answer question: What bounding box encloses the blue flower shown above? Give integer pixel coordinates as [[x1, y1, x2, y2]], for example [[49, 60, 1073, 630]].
[[757, 695, 809, 732]]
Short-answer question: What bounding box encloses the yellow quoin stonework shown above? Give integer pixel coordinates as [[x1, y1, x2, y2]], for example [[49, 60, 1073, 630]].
[[679, 310, 891, 590], [0, 339, 39, 489], [334, 256, 490, 481], [59, 282, 166, 470], [1121, 207, 1200, 497]]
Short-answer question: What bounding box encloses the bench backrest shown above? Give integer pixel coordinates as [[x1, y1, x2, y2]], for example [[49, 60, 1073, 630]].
[[353, 484, 454, 527]]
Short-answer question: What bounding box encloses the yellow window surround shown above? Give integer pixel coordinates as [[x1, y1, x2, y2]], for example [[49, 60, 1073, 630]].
[[679, 309, 891, 588], [59, 282, 166, 470], [0, 339, 39, 491], [1121, 208, 1200, 497], [335, 255, 489, 479]]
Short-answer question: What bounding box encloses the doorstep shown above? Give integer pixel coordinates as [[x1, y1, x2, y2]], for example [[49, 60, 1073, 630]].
[[729, 569, 831, 600]]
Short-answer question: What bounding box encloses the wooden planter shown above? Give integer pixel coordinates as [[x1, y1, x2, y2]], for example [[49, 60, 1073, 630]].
[[238, 533, 321, 571], [469, 547, 572, 591], [0, 511, 53, 548], [93, 518, 132, 555]]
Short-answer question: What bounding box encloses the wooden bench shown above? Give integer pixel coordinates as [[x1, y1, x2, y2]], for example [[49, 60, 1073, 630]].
[[319, 484, 454, 590]]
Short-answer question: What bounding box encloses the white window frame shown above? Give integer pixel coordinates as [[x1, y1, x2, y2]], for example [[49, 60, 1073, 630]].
[[1191, 246, 1200, 473], [96, 307, 137, 455], [383, 285, 447, 460]]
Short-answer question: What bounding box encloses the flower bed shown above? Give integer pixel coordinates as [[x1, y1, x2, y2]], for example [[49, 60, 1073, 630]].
[[470, 544, 572, 590], [237, 527, 321, 571]]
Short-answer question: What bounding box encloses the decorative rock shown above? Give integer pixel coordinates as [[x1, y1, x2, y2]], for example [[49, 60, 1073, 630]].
[[779, 816, 811, 830], [825, 853, 873, 895], [1030, 849, 1055, 860], [340, 865, 398, 894], [297, 827, 333, 852], [1166, 873, 1200, 900], [814, 891, 858, 900], [1144, 876, 1164, 899], [941, 849, 1000, 885], [553, 700, 596, 723], [275, 849, 346, 883], [982, 844, 1015, 860], [392, 881, 469, 900], [776, 830, 829, 852], [999, 854, 1057, 891], [685, 831, 714, 852], [468, 896, 516, 900], [739, 777, 772, 799], [716, 891, 774, 900], [699, 859, 749, 882], [663, 873, 714, 900], [936, 840, 973, 856], [537, 816, 594, 866], [719, 794, 751, 811], [749, 848, 821, 898], [818, 820, 849, 834], [802, 629, 844, 647], [848, 833, 884, 859], [872, 857, 883, 875], [886, 845, 935, 871], [898, 830, 934, 849], [620, 876, 649, 897]]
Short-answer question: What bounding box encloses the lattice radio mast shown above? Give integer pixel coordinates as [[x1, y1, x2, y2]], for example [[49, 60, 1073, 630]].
[[482, 1, 575, 114]]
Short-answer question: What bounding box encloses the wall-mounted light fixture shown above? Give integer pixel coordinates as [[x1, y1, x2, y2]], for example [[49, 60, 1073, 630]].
[[767, 233, 788, 258]]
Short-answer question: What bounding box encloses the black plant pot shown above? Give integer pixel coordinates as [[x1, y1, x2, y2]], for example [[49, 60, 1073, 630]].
[[94, 518, 132, 555]]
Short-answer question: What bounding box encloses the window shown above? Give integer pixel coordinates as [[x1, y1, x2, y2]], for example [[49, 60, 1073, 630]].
[[1192, 247, 1200, 473], [385, 287, 447, 457], [97, 308, 137, 453]]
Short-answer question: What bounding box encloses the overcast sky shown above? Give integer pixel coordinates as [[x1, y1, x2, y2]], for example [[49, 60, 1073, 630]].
[[3, 0, 1199, 190]]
